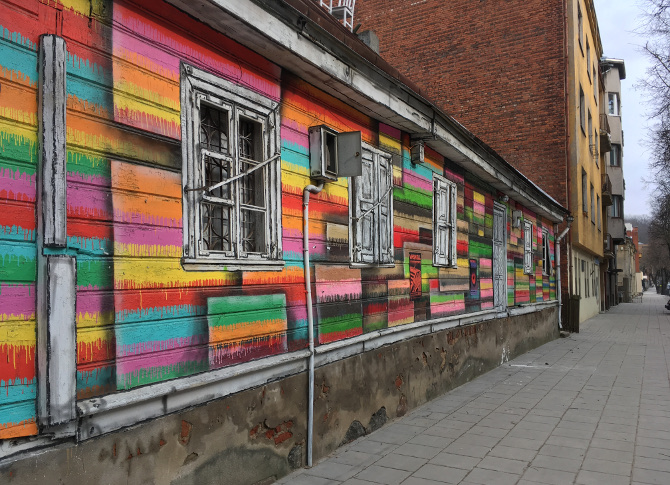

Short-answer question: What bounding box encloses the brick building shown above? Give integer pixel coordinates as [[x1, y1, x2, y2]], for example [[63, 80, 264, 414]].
[[356, 0, 609, 324]]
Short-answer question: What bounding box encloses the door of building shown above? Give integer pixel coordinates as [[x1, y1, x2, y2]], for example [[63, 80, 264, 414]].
[[493, 203, 507, 309]]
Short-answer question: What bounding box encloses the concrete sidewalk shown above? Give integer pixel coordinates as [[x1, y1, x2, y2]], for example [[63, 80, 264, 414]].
[[277, 291, 670, 485]]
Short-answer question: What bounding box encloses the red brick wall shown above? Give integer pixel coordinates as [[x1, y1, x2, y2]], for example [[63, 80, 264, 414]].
[[355, 0, 569, 207]]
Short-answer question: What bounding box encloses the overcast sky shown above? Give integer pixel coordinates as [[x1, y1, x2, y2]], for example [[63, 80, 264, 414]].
[[593, 0, 653, 218]]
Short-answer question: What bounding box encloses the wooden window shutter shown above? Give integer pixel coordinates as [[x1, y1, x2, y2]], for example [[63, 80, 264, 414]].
[[523, 221, 533, 274], [433, 176, 449, 267], [353, 150, 376, 264], [378, 153, 394, 264], [448, 181, 457, 267]]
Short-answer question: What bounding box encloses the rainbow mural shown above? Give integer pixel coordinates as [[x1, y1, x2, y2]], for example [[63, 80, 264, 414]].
[[0, 0, 557, 439]]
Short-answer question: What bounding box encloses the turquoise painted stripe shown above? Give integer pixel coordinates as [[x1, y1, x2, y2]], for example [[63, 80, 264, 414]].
[[402, 157, 441, 178], [281, 146, 309, 169], [0, 240, 35, 260], [0, 36, 38, 83], [0, 381, 36, 406], [67, 235, 112, 256], [117, 304, 204, 324], [281, 139, 308, 155], [115, 317, 208, 348], [66, 53, 109, 85], [1, 225, 35, 243], [77, 366, 115, 394], [67, 76, 113, 113], [0, 400, 35, 425]]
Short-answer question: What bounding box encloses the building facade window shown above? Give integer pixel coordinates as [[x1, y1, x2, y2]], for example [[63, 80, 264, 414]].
[[181, 64, 282, 269], [597, 195, 601, 230], [611, 195, 623, 218], [433, 174, 458, 267], [582, 169, 588, 214], [586, 40, 591, 79], [590, 183, 595, 224], [523, 220, 533, 274], [610, 144, 621, 166], [578, 3, 584, 51], [608, 92, 620, 116], [580, 87, 586, 133], [593, 65, 598, 101], [542, 229, 551, 276], [588, 111, 593, 146], [350, 143, 394, 265]]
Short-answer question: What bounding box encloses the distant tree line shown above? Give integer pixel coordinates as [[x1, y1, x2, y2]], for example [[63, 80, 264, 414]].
[[640, 0, 670, 294]]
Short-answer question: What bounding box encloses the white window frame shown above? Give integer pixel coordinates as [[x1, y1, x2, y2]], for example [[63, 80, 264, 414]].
[[608, 92, 620, 116], [349, 143, 394, 266], [180, 63, 283, 271], [523, 220, 533, 275], [542, 229, 551, 276], [433, 174, 458, 268]]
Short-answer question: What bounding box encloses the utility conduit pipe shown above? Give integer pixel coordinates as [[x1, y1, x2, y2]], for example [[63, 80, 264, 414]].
[[555, 216, 573, 329], [303, 182, 324, 467]]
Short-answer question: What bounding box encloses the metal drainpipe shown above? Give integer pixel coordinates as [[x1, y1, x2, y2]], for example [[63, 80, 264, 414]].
[[303, 182, 324, 468], [555, 219, 573, 329]]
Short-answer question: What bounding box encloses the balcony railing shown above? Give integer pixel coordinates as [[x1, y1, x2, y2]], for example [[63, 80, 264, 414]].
[[319, 0, 356, 31], [599, 114, 612, 153], [602, 173, 613, 207]]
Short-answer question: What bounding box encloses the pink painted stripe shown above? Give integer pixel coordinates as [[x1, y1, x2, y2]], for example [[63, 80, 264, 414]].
[[0, 168, 36, 202], [116, 346, 208, 376], [76, 291, 114, 318], [67, 184, 111, 220], [112, 6, 280, 100], [0, 283, 35, 319], [114, 224, 182, 248], [281, 126, 308, 148], [403, 169, 432, 193], [474, 201, 485, 215], [315, 281, 361, 300], [67, 172, 110, 187], [380, 123, 401, 140]]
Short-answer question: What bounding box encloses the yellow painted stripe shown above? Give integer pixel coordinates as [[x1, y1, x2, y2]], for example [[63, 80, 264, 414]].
[[0, 320, 36, 343], [114, 258, 236, 289], [77, 311, 115, 330], [474, 191, 485, 204], [210, 318, 286, 342]]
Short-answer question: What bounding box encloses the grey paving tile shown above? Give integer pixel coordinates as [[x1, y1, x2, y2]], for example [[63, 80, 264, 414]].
[[411, 464, 468, 484], [522, 466, 576, 485], [355, 465, 413, 485], [400, 477, 444, 485], [581, 457, 631, 476], [307, 461, 361, 481], [531, 454, 582, 473], [635, 445, 670, 460], [497, 435, 545, 451], [451, 432, 500, 448], [477, 455, 528, 474], [407, 434, 453, 449], [488, 445, 538, 462], [590, 437, 635, 452], [348, 439, 399, 456], [428, 452, 480, 470], [634, 456, 670, 473], [576, 470, 631, 485], [585, 446, 633, 463], [374, 454, 427, 472], [392, 443, 442, 460], [442, 442, 491, 458], [341, 479, 379, 485], [464, 467, 520, 485]]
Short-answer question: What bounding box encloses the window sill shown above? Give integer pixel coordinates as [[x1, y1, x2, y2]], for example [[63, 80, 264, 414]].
[[349, 262, 396, 269], [182, 258, 285, 272]]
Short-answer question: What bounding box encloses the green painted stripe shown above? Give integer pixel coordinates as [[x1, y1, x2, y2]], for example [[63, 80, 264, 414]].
[[77, 257, 113, 290], [318, 314, 362, 334]]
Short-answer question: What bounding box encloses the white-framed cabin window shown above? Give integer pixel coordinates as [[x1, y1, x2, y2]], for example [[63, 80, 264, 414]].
[[523, 220, 533, 274], [433, 174, 458, 267], [350, 143, 394, 266], [180, 63, 282, 270]]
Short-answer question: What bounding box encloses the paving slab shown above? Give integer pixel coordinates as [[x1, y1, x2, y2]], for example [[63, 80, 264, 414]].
[[277, 292, 670, 484]]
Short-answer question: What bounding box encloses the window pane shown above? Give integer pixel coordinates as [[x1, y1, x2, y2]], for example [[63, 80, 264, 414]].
[[200, 105, 229, 153], [241, 209, 266, 253], [201, 202, 231, 251], [204, 154, 230, 200]]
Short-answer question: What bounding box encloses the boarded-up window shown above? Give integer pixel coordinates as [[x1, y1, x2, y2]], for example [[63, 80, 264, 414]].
[[350, 144, 394, 265], [523, 220, 533, 274], [433, 174, 458, 267]]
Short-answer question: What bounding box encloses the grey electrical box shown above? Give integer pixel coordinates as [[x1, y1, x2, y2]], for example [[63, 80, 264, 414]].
[[309, 126, 362, 180]]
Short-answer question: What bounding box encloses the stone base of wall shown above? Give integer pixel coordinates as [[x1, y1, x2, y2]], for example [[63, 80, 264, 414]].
[[1, 307, 557, 485]]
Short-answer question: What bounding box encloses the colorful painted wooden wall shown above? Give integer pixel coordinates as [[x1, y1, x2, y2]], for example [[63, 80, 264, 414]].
[[0, 0, 556, 439]]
